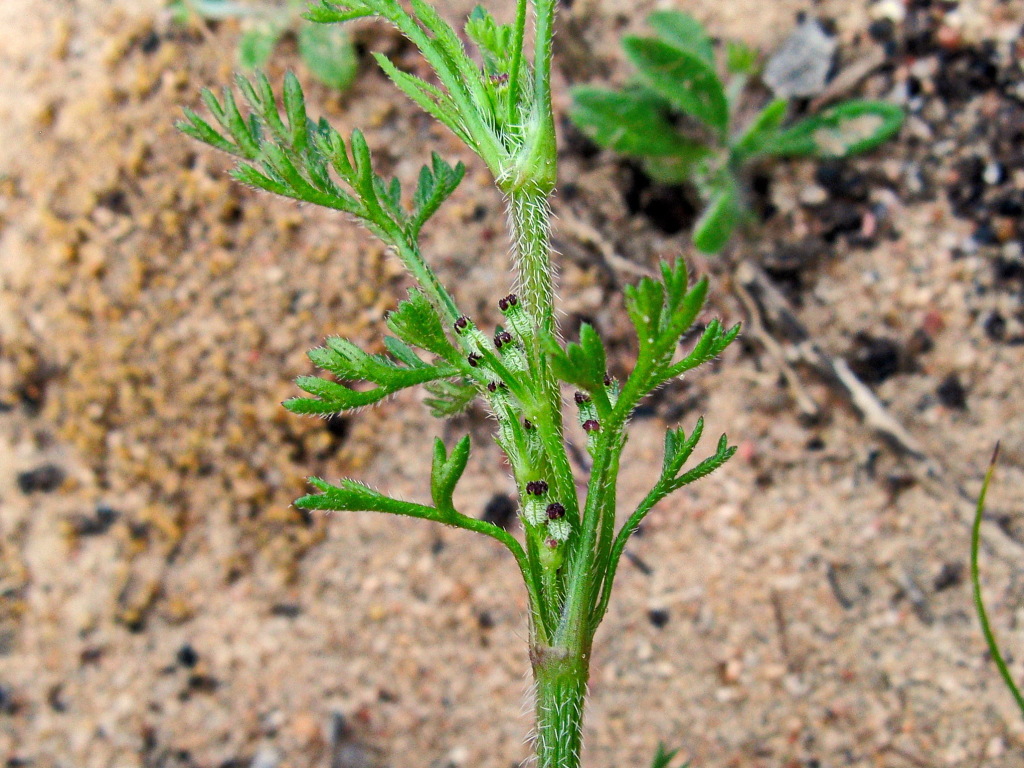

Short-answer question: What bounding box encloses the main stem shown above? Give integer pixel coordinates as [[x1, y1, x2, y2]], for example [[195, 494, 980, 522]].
[[532, 640, 591, 768], [509, 181, 592, 768]]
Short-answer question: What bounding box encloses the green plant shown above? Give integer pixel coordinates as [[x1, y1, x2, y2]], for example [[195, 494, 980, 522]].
[[171, 0, 358, 91], [179, 2, 738, 765], [971, 443, 1024, 718], [569, 11, 904, 253]]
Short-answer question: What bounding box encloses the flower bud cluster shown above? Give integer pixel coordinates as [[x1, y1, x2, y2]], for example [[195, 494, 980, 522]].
[[523, 480, 570, 543], [574, 391, 602, 453], [498, 293, 532, 340]]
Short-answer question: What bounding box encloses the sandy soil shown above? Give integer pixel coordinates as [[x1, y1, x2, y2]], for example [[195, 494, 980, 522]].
[[2, 1, 1024, 767]]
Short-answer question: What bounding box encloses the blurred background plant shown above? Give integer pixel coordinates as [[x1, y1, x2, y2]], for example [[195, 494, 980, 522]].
[[569, 11, 904, 254], [169, 0, 358, 91]]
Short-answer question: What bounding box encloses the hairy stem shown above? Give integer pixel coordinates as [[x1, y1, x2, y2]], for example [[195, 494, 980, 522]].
[[532, 641, 590, 768], [508, 190, 555, 337]]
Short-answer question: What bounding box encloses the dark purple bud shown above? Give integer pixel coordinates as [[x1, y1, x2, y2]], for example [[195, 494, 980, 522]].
[[546, 502, 565, 520], [526, 480, 548, 496], [454, 315, 469, 333], [582, 419, 600, 433], [603, 373, 614, 387], [545, 538, 559, 549], [491, 72, 509, 86], [523, 419, 535, 430], [574, 391, 590, 405], [495, 331, 513, 349], [499, 293, 518, 311], [487, 381, 497, 392], [468, 353, 482, 367]]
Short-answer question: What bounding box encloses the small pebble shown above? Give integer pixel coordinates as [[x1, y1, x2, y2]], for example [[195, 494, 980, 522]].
[[176, 644, 199, 668], [763, 18, 837, 98], [934, 562, 964, 591], [846, 333, 903, 385], [799, 185, 829, 206], [983, 312, 1006, 341], [16, 464, 65, 494], [870, 0, 906, 24], [936, 373, 968, 409], [647, 608, 670, 629]]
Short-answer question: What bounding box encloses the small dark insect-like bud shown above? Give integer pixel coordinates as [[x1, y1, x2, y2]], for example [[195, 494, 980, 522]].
[[574, 391, 590, 405], [495, 331, 513, 349], [546, 502, 565, 520], [468, 353, 482, 367], [454, 315, 470, 333], [526, 480, 548, 496], [498, 293, 518, 311], [582, 419, 600, 433], [603, 373, 614, 387], [487, 381, 498, 392], [523, 419, 535, 430]]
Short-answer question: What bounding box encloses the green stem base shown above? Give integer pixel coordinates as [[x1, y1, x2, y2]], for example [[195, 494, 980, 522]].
[[531, 643, 590, 768]]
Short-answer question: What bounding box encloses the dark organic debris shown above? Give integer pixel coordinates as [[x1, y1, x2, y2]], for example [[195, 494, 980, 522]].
[[936, 373, 968, 410], [647, 608, 670, 629], [16, 464, 66, 494], [845, 333, 905, 385]]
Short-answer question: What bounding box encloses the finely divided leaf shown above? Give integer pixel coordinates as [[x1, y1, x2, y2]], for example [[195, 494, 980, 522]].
[[303, 1, 376, 24], [665, 320, 741, 379], [649, 744, 683, 768], [423, 379, 477, 417], [662, 417, 704, 478], [385, 289, 455, 357], [409, 154, 466, 237], [544, 324, 608, 392], [670, 434, 736, 489], [430, 436, 471, 514], [372, 53, 471, 144], [465, 5, 514, 72]]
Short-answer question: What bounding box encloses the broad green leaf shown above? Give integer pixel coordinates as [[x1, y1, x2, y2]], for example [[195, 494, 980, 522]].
[[763, 100, 904, 158], [647, 11, 713, 67], [238, 23, 283, 69], [642, 153, 709, 184], [693, 184, 741, 253], [298, 23, 358, 91], [731, 97, 787, 159], [569, 87, 703, 158], [623, 36, 728, 135]]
